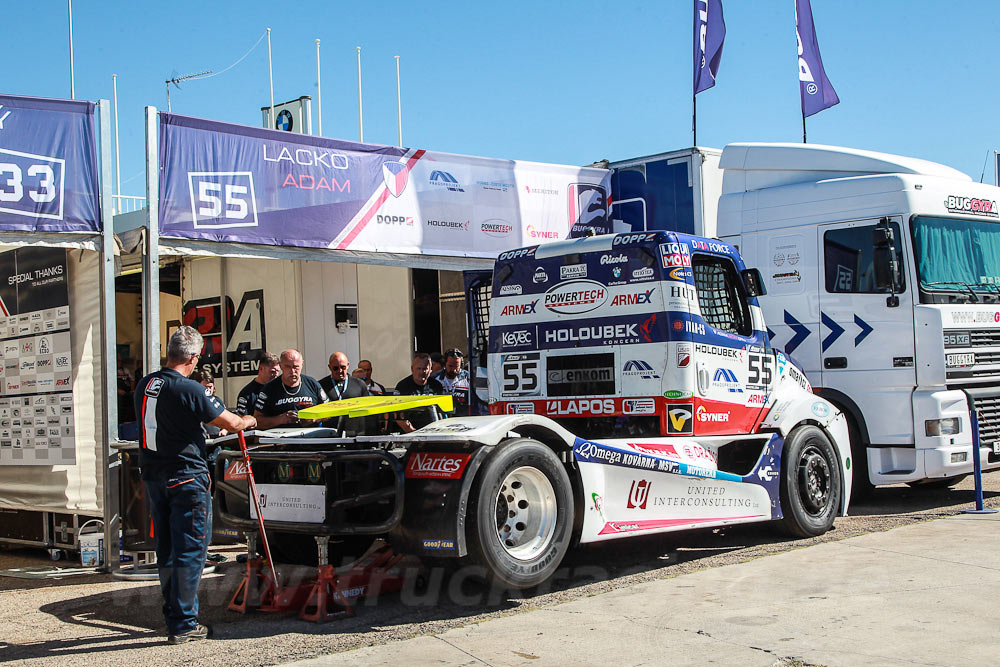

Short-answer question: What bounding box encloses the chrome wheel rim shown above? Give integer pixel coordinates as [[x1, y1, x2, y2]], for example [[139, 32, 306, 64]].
[[494, 466, 557, 560]]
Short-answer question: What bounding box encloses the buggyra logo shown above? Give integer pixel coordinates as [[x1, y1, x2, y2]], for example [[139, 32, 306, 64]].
[[944, 195, 999, 217]]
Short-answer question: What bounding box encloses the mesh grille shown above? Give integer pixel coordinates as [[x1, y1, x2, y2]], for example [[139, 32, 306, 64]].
[[693, 262, 743, 334], [470, 280, 492, 367]]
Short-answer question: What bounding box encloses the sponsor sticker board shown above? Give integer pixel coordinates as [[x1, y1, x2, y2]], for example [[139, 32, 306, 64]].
[[0, 248, 75, 465]]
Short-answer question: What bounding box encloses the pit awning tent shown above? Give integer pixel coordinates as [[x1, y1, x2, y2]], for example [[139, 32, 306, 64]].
[[0, 94, 118, 562], [121, 109, 611, 393]]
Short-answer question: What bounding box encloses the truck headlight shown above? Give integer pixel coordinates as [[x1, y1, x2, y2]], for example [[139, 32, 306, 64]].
[[925, 418, 962, 436]]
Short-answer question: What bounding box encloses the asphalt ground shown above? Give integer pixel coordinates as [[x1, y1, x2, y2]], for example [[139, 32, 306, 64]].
[[1, 471, 998, 666]]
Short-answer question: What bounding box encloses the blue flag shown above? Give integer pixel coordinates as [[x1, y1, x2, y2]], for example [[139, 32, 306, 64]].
[[693, 0, 726, 95], [795, 0, 839, 117]]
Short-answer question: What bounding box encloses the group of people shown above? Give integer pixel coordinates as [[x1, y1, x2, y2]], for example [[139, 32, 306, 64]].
[[225, 347, 471, 434], [135, 326, 474, 644]]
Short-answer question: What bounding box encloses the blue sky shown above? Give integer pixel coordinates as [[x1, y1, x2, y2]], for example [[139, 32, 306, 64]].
[[5, 1, 1000, 197]]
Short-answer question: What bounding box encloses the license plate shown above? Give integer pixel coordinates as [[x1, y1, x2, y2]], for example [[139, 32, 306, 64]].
[[945, 353, 975, 368], [994, 442, 1000, 456]]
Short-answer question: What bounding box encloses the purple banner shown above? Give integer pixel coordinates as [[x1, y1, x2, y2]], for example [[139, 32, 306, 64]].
[[158, 114, 610, 256], [693, 0, 726, 95], [0, 95, 100, 232], [795, 0, 840, 118]]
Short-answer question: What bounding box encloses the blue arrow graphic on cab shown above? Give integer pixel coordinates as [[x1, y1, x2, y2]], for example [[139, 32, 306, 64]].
[[821, 312, 844, 351], [854, 315, 873, 346], [783, 311, 811, 354]]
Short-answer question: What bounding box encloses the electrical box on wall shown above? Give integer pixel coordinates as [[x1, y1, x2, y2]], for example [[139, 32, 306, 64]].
[[334, 304, 358, 333]]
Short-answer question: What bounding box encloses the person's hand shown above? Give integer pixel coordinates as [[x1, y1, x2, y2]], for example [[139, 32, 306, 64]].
[[283, 410, 299, 425]]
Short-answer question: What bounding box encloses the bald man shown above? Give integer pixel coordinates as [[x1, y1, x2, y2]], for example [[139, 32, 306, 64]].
[[318, 351, 371, 434], [319, 352, 370, 401], [253, 349, 329, 429]]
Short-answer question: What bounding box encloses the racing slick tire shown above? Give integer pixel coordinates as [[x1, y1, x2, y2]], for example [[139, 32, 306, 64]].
[[779, 426, 842, 538], [466, 438, 574, 590], [906, 474, 968, 489]]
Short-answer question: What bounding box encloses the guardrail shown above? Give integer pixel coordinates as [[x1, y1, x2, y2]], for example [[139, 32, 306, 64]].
[[113, 195, 146, 215]]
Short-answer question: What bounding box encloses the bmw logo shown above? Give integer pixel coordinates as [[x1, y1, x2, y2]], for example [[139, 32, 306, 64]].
[[276, 109, 293, 131], [612, 267, 622, 278]]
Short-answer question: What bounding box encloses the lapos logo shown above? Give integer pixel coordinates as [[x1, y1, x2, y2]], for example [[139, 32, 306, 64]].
[[544, 280, 608, 314], [224, 459, 250, 481], [627, 479, 651, 509], [405, 452, 472, 479]]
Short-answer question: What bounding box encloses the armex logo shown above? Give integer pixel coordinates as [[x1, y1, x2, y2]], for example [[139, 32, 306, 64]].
[[499, 300, 538, 317], [428, 170, 464, 192], [610, 288, 655, 307]]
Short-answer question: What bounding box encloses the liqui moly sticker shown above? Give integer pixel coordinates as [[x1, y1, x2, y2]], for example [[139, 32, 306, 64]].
[[405, 452, 472, 479]]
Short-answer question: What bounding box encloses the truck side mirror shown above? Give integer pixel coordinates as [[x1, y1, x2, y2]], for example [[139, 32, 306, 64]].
[[873, 246, 896, 290], [741, 268, 767, 297]]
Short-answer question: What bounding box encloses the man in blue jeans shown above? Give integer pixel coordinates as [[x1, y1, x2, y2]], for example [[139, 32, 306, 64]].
[[135, 326, 256, 644]]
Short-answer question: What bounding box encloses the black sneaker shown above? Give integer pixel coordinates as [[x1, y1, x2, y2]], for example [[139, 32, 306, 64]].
[[168, 623, 211, 645]]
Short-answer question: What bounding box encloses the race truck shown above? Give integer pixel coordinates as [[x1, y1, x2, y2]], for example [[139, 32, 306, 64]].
[[216, 231, 851, 591]]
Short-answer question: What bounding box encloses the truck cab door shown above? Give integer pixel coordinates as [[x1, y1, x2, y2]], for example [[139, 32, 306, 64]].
[[689, 247, 772, 435], [816, 218, 915, 441], [464, 269, 493, 415]]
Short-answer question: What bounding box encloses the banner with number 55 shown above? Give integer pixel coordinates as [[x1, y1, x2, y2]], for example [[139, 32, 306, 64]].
[[0, 95, 101, 232]]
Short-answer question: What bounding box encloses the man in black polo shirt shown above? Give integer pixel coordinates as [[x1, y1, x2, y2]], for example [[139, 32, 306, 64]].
[[253, 349, 329, 429], [394, 352, 446, 433], [235, 352, 280, 416], [135, 326, 255, 645]]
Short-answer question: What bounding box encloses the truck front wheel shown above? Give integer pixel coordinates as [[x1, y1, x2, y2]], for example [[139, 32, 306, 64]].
[[467, 439, 573, 590], [779, 426, 842, 537]]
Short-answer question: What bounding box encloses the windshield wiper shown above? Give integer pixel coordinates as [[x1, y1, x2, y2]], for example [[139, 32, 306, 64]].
[[922, 281, 982, 302]]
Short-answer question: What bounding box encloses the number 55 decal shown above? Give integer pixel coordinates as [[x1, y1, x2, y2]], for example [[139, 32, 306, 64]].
[[748, 353, 773, 387], [188, 171, 259, 229]]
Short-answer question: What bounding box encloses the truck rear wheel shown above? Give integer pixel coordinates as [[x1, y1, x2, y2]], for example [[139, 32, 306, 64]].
[[779, 426, 841, 537], [467, 439, 573, 590]]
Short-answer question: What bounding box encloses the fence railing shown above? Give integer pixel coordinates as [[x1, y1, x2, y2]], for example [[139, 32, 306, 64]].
[[113, 195, 146, 215]]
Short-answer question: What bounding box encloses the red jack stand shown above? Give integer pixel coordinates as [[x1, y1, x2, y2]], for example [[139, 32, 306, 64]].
[[298, 537, 407, 623], [229, 534, 281, 614]]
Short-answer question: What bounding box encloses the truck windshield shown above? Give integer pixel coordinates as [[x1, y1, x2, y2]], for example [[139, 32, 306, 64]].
[[912, 215, 1000, 300]]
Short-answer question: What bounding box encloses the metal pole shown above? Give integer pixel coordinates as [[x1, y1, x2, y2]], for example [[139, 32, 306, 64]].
[[219, 258, 230, 404], [395, 55, 402, 147], [267, 28, 274, 129], [112, 75, 121, 210], [357, 46, 364, 142], [143, 107, 161, 377], [995, 151, 999, 188], [802, 113, 807, 144], [315, 39, 322, 136], [166, 82, 171, 113], [962, 408, 998, 514], [68, 0, 75, 98], [97, 100, 120, 571]]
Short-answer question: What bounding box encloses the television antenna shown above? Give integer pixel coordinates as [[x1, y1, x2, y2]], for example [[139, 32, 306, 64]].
[[165, 70, 212, 112]]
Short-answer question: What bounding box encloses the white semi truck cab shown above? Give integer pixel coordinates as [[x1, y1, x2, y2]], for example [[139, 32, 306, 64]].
[[608, 143, 1000, 489]]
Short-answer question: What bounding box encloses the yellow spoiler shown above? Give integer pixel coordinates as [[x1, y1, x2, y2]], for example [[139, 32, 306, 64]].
[[296, 394, 454, 420]]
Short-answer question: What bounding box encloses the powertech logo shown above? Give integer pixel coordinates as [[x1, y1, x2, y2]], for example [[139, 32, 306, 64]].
[[544, 280, 608, 314], [945, 195, 999, 217], [480, 220, 513, 237], [405, 452, 472, 479]]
